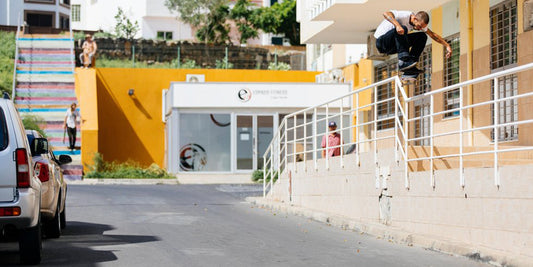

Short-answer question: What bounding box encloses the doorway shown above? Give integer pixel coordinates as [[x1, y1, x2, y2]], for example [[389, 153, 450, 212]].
[[235, 115, 274, 171]]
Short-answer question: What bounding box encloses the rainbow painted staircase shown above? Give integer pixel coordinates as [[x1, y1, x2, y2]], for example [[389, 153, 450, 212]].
[[13, 33, 83, 180]]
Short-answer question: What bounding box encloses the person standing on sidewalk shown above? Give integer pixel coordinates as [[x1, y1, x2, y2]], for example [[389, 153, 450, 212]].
[[321, 121, 342, 158], [374, 10, 452, 71], [64, 103, 81, 150]]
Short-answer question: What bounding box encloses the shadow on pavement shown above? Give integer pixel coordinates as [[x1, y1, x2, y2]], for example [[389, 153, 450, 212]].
[[0, 221, 160, 266]]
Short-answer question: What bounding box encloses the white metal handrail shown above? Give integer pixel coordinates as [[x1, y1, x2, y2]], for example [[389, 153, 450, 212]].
[[263, 62, 533, 197], [11, 13, 22, 99]]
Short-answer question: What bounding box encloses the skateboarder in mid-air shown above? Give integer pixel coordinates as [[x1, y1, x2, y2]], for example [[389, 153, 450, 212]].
[[374, 10, 452, 81]]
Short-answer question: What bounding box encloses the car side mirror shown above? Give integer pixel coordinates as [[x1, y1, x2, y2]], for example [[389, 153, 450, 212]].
[[30, 138, 48, 156], [58, 155, 72, 165]]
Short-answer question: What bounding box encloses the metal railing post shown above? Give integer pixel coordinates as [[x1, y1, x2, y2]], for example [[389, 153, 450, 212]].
[[293, 115, 297, 170], [493, 77, 500, 187], [355, 92, 360, 166], [340, 98, 344, 168], [313, 108, 318, 170], [395, 84, 399, 163], [404, 86, 409, 189], [430, 94, 435, 188], [325, 104, 329, 170], [304, 111, 307, 171], [460, 87, 465, 187], [284, 118, 288, 173], [263, 152, 267, 197]]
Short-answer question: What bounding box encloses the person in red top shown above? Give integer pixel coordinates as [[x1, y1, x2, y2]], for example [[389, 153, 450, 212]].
[[321, 121, 342, 158]]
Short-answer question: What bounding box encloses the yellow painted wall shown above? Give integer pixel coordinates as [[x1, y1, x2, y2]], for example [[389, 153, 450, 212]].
[[82, 68, 320, 169], [431, 7, 444, 73], [75, 68, 99, 171]]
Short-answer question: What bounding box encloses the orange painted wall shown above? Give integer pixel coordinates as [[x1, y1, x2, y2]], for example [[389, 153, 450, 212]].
[[90, 68, 320, 168]]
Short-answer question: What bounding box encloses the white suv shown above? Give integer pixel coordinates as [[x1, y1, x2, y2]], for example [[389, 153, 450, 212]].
[[0, 99, 42, 264]]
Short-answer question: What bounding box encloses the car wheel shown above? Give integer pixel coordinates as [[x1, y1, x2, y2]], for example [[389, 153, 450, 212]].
[[19, 216, 42, 264], [45, 200, 62, 238], [60, 204, 66, 229]]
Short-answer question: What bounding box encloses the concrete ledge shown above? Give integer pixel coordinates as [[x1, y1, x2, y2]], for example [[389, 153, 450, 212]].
[[177, 173, 254, 184], [68, 178, 180, 185], [248, 197, 527, 267]]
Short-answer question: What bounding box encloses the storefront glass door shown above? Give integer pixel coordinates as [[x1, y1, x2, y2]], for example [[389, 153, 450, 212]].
[[236, 115, 254, 170], [236, 115, 274, 171]]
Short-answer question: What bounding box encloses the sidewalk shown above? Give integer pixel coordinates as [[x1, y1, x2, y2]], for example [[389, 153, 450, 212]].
[[247, 197, 504, 267]]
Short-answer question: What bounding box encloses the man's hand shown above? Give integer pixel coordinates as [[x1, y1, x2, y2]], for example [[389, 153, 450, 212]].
[[396, 25, 405, 35], [445, 45, 452, 59]]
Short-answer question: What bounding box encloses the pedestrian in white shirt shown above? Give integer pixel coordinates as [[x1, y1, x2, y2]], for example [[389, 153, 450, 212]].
[[64, 103, 81, 150]]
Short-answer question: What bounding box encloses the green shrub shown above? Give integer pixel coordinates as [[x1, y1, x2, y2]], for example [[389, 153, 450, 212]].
[[251, 169, 278, 183], [215, 59, 233, 69], [267, 62, 291, 71], [251, 170, 263, 182], [85, 152, 175, 179], [0, 31, 15, 98], [22, 114, 47, 137], [180, 59, 199, 69]]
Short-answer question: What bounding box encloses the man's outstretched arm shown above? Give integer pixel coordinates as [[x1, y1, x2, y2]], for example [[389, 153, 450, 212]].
[[383, 11, 405, 35], [426, 28, 453, 58]]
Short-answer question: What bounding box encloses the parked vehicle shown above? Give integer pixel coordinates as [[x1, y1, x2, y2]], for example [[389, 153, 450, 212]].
[[0, 99, 42, 264], [26, 130, 71, 238]]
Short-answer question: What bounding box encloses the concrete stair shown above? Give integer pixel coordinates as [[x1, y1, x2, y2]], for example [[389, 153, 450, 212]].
[[14, 33, 82, 181]]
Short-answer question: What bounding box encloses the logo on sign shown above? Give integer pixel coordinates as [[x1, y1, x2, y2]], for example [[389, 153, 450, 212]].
[[237, 88, 252, 102]]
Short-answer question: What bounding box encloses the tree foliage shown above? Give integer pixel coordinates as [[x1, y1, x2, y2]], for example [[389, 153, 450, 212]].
[[0, 31, 15, 98], [114, 7, 140, 40], [230, 0, 258, 44], [165, 0, 300, 45], [166, 0, 230, 44], [253, 0, 300, 45]]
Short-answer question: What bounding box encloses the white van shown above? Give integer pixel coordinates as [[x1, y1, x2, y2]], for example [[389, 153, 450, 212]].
[[0, 99, 42, 264]]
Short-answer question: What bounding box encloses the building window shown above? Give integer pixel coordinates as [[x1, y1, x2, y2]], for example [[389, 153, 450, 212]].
[[374, 59, 398, 130], [26, 12, 54, 27], [443, 34, 460, 118], [71, 5, 80, 22], [490, 0, 517, 70], [414, 45, 432, 146], [179, 113, 231, 172], [491, 75, 518, 141], [415, 45, 432, 96], [490, 0, 518, 142], [157, 31, 173, 40], [59, 15, 69, 29], [62, 0, 70, 5]]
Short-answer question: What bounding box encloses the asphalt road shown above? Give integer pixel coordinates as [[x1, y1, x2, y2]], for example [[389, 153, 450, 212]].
[[0, 184, 490, 266]]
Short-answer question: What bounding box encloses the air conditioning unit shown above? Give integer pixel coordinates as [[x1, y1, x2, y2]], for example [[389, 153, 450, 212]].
[[367, 34, 389, 61], [186, 74, 205, 83], [315, 69, 344, 83]]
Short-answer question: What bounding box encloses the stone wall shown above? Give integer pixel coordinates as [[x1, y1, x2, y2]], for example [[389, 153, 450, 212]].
[[75, 38, 305, 70]]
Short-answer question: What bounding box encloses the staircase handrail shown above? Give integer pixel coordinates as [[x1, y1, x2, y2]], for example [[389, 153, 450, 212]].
[[69, 14, 75, 73], [11, 12, 22, 99]]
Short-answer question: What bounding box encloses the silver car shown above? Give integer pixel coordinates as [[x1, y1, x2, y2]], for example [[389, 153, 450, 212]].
[[0, 99, 42, 264], [27, 130, 71, 238]]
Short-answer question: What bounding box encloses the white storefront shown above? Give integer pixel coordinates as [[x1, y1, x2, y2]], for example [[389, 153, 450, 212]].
[[163, 82, 352, 174]]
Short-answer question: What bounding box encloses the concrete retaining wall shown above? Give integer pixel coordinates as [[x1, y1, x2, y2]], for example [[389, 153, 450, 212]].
[[268, 148, 533, 266]]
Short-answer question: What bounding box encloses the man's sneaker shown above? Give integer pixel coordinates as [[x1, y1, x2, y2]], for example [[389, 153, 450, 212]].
[[403, 67, 424, 74], [398, 60, 417, 71], [401, 72, 419, 81]]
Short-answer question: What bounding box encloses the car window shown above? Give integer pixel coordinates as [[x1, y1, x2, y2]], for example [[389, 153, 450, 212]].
[[26, 134, 35, 148], [0, 108, 8, 151]]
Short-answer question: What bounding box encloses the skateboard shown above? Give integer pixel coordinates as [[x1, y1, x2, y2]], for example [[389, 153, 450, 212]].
[[400, 67, 423, 85]]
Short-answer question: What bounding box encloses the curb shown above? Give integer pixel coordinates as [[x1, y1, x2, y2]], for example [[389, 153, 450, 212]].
[[247, 197, 524, 267], [67, 178, 180, 185]]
